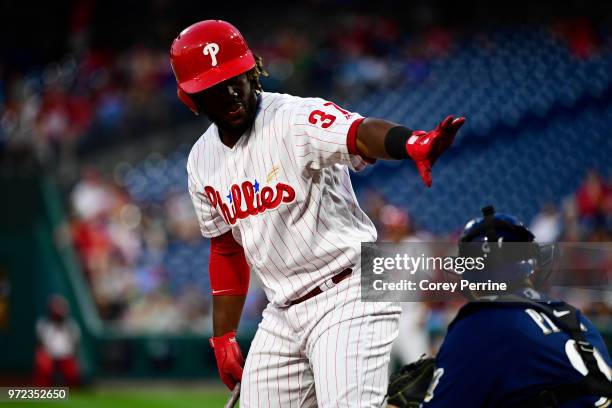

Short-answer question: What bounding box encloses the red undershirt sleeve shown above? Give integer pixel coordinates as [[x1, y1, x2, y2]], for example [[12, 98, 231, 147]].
[[209, 231, 250, 296]]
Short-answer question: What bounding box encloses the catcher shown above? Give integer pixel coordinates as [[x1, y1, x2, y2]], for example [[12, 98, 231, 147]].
[[387, 206, 611, 408]]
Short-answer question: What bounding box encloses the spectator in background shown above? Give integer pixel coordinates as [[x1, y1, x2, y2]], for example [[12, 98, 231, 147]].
[[33, 295, 81, 387], [529, 203, 562, 242], [575, 170, 612, 239], [576, 171, 611, 221], [70, 167, 111, 221], [164, 190, 201, 242]]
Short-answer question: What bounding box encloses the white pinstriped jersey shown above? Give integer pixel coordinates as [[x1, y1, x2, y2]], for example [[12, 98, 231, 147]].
[[187, 92, 376, 306]]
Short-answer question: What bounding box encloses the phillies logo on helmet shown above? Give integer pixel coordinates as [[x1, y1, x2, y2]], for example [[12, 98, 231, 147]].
[[204, 180, 296, 225], [203, 43, 220, 66]]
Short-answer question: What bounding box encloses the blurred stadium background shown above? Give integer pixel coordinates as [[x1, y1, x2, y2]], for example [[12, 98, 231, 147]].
[[0, 0, 611, 406]]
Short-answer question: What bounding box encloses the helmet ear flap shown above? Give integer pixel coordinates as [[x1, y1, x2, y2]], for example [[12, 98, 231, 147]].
[[177, 88, 199, 115]]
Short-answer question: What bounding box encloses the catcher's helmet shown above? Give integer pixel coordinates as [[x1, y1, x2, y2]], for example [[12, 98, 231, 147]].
[[459, 205, 535, 244], [458, 205, 539, 284], [170, 20, 256, 114]]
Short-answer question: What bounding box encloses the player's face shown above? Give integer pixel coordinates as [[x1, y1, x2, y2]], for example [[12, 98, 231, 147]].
[[191, 73, 257, 135]]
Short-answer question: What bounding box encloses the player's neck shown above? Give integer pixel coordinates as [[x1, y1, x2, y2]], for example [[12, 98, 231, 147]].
[[218, 128, 244, 148]]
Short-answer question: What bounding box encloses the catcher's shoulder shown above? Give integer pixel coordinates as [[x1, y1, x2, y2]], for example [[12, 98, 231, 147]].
[[443, 305, 552, 351]]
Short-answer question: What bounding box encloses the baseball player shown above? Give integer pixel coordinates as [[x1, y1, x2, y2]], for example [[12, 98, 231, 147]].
[[387, 206, 612, 408], [33, 295, 81, 387], [169, 20, 465, 407]]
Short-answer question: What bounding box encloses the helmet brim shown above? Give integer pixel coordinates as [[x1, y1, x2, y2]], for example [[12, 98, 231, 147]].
[[178, 51, 256, 94]]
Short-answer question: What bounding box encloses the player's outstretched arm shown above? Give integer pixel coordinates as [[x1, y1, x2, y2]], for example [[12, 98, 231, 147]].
[[208, 231, 250, 390], [355, 116, 465, 187]]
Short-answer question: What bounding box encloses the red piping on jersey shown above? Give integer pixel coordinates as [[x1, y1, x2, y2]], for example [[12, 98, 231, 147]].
[[209, 231, 250, 296], [346, 117, 376, 164]]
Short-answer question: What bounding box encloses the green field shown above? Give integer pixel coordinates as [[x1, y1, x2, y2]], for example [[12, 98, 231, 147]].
[[4, 388, 233, 408]]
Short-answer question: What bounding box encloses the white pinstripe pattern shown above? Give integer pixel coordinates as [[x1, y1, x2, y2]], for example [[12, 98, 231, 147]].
[[187, 92, 401, 406], [241, 271, 400, 407], [187, 92, 377, 306]]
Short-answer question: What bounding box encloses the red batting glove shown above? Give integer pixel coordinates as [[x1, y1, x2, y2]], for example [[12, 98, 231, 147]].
[[405, 115, 465, 187], [209, 331, 244, 390]]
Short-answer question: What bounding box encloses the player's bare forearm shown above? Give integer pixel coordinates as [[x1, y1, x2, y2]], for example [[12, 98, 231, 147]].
[[356, 116, 465, 160], [355, 117, 399, 160], [213, 295, 246, 336], [356, 115, 465, 187]]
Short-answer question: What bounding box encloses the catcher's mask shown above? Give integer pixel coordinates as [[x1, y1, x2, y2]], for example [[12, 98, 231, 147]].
[[456, 205, 557, 288]]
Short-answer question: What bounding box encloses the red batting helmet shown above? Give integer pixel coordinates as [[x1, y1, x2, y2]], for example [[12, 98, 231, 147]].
[[170, 20, 256, 114]]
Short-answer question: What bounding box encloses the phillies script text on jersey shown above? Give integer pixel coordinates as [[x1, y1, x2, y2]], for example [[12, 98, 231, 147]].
[[204, 180, 296, 225]]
